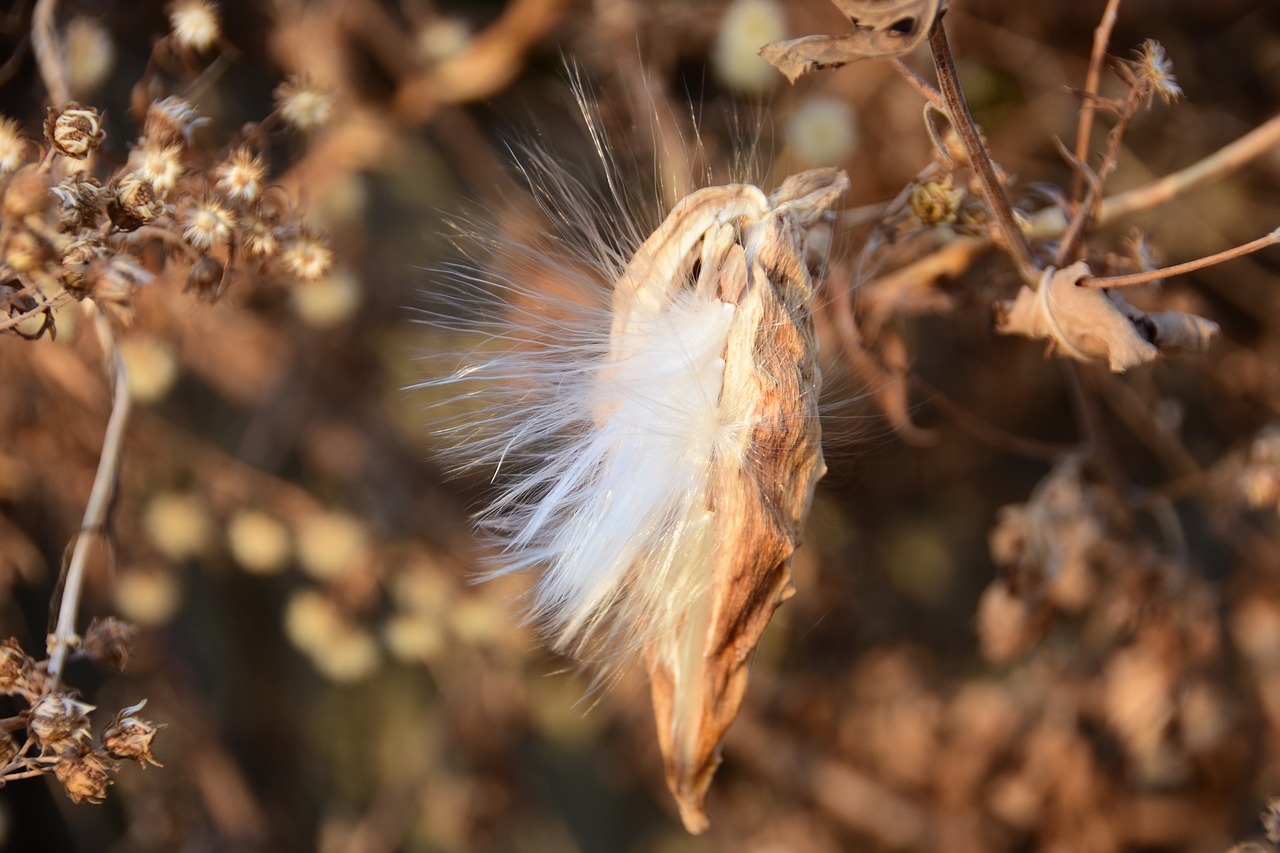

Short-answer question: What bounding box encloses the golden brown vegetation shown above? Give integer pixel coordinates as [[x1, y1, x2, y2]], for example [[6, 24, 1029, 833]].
[[0, 0, 1278, 851]]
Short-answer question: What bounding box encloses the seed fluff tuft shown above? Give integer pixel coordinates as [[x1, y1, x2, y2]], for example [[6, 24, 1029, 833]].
[[418, 79, 848, 832]]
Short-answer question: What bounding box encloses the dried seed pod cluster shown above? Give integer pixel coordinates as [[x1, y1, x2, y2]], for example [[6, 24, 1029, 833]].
[[0, 634, 161, 804], [0, 75, 335, 336]]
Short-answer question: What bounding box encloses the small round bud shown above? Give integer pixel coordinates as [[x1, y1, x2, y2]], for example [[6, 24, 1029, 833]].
[[168, 0, 221, 53], [54, 748, 116, 804], [45, 103, 105, 159], [184, 256, 226, 301], [82, 616, 138, 672], [909, 177, 963, 226], [28, 694, 95, 753], [275, 76, 334, 133], [101, 700, 164, 767]]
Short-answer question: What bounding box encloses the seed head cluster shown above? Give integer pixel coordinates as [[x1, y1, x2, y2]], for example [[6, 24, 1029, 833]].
[[0, 85, 335, 335]]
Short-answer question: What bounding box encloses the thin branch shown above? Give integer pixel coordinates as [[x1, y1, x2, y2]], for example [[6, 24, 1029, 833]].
[[1100, 113, 1280, 223], [46, 305, 131, 684], [927, 22, 1040, 284], [890, 58, 945, 110], [1083, 228, 1280, 288], [1070, 0, 1123, 207], [1057, 84, 1144, 265]]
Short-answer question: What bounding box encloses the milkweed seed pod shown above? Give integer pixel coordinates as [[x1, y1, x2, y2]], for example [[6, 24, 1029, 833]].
[[427, 123, 848, 828]]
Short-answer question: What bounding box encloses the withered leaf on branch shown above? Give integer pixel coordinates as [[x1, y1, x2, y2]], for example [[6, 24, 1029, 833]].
[[760, 0, 948, 83], [993, 261, 1218, 372]]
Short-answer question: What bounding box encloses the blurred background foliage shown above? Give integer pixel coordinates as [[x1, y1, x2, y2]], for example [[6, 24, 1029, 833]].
[[1, 0, 1280, 850]]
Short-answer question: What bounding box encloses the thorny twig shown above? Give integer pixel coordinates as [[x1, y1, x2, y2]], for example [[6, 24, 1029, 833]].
[[46, 305, 131, 684]]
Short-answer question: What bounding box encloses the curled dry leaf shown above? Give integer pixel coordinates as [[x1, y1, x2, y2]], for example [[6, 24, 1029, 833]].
[[993, 261, 1218, 372], [760, 0, 948, 83]]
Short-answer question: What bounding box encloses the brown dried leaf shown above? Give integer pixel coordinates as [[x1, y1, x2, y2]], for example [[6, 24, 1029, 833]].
[[994, 261, 1218, 372], [760, 0, 947, 82]]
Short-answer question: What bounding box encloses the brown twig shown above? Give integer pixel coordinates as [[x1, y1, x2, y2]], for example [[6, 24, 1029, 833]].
[[1070, 0, 1123, 207], [927, 22, 1040, 284], [1100, 113, 1280, 223], [1084, 228, 1280, 288], [890, 58, 945, 110], [46, 305, 131, 684]]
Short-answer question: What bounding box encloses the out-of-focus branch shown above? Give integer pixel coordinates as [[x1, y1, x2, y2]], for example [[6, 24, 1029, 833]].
[[46, 305, 130, 683], [31, 0, 68, 106], [392, 0, 575, 123]]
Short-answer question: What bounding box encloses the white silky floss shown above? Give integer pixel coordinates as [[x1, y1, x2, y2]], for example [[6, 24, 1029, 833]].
[[422, 107, 848, 832]]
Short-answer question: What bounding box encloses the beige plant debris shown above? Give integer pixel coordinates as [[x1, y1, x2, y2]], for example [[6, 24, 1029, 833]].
[[994, 261, 1218, 372]]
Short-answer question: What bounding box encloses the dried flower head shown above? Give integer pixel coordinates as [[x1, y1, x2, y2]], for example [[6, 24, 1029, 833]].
[[182, 196, 236, 250], [275, 76, 334, 132], [51, 176, 104, 231], [28, 694, 95, 753], [184, 256, 226, 301], [0, 730, 17, 766], [128, 141, 184, 194], [281, 228, 334, 281], [0, 117, 29, 174], [144, 96, 207, 148], [82, 616, 138, 671], [242, 212, 281, 259], [54, 748, 116, 803], [909, 176, 963, 226], [60, 237, 110, 295], [1130, 39, 1182, 105], [45, 104, 105, 159], [2, 167, 49, 220], [215, 147, 266, 203], [106, 172, 164, 231], [101, 700, 164, 767], [0, 637, 34, 694], [168, 0, 220, 53]]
